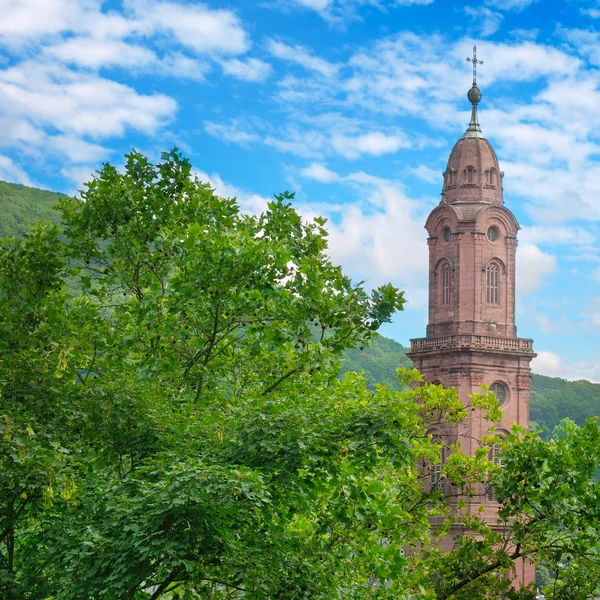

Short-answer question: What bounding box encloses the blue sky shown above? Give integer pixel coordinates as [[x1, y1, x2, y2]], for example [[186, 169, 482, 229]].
[[2, 0, 600, 381]]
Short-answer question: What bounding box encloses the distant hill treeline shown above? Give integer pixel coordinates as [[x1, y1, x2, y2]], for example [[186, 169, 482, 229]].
[[1, 178, 599, 435], [0, 180, 65, 238]]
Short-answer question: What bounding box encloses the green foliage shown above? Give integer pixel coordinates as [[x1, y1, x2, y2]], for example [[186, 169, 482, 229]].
[[0, 180, 65, 238], [1, 150, 599, 599]]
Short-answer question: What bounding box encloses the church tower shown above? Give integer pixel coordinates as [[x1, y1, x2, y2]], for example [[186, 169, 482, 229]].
[[407, 48, 536, 586]]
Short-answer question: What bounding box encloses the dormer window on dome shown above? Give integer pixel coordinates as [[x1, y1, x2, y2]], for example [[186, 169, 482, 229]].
[[486, 167, 497, 186], [465, 166, 475, 184]]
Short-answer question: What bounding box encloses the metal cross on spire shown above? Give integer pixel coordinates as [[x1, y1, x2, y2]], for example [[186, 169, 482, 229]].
[[466, 45, 483, 86]]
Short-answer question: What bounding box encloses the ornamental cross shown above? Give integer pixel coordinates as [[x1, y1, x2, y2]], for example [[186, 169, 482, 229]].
[[466, 45, 483, 85]]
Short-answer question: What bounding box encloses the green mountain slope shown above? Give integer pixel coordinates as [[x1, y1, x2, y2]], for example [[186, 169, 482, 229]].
[[530, 374, 600, 434], [0, 180, 65, 238], [340, 335, 412, 390]]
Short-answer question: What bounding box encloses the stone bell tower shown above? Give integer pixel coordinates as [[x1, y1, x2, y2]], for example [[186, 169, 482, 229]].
[[407, 47, 536, 586]]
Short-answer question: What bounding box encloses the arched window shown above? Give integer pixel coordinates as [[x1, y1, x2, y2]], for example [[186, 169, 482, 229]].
[[466, 166, 475, 183], [487, 445, 505, 502], [489, 167, 497, 186], [441, 263, 451, 304], [431, 443, 447, 491], [486, 263, 499, 304]]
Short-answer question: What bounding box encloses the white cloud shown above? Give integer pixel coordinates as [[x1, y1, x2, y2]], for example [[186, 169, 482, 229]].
[[324, 176, 430, 300], [126, 0, 249, 55], [516, 242, 556, 295], [408, 164, 440, 184], [592, 266, 600, 282], [50, 135, 109, 163], [532, 350, 600, 383], [582, 8, 600, 18], [194, 169, 270, 216], [293, 0, 333, 9], [520, 225, 596, 247], [46, 37, 155, 69], [267, 40, 339, 77], [61, 164, 99, 189], [464, 7, 504, 37], [154, 53, 209, 80], [300, 162, 339, 183], [0, 61, 177, 139], [331, 131, 410, 159], [220, 58, 272, 82], [0, 0, 99, 44], [484, 0, 539, 10], [204, 121, 259, 146], [264, 127, 328, 158], [0, 154, 32, 185], [284, 0, 433, 24]]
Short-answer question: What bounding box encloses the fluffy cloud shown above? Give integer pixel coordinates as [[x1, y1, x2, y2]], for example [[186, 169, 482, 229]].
[[464, 7, 504, 37], [532, 350, 600, 383], [220, 58, 272, 82], [300, 162, 340, 183], [283, 0, 433, 24], [331, 131, 410, 159], [267, 40, 339, 78], [0, 0, 100, 44], [0, 61, 176, 139], [204, 121, 260, 146], [0, 154, 32, 185], [520, 225, 596, 247], [126, 0, 249, 55], [484, 0, 539, 10], [408, 164, 440, 183], [516, 242, 557, 295], [46, 37, 156, 69], [194, 169, 271, 216]]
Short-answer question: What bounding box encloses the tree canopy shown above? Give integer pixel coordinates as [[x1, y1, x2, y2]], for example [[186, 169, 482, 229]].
[[1, 150, 599, 599]]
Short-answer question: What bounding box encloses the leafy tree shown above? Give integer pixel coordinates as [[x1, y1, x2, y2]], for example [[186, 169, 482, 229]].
[[1, 149, 599, 599]]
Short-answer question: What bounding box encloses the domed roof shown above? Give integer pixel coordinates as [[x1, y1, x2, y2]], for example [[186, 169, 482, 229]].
[[441, 84, 503, 208]]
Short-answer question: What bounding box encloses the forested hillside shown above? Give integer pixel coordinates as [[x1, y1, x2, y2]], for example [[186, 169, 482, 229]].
[[0, 180, 64, 238], [340, 335, 412, 388], [2, 177, 599, 436]]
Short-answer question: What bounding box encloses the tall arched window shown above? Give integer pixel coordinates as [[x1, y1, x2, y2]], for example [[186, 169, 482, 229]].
[[431, 443, 447, 491], [466, 166, 475, 183], [486, 263, 499, 304], [487, 444, 505, 501], [441, 263, 451, 304]]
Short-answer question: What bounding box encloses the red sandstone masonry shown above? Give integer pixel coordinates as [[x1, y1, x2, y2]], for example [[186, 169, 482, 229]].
[[407, 118, 536, 588]]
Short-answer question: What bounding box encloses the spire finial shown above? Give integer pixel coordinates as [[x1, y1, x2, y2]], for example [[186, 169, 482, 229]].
[[466, 44, 483, 87], [463, 44, 484, 138]]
